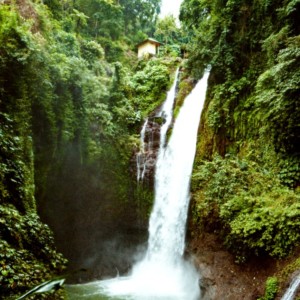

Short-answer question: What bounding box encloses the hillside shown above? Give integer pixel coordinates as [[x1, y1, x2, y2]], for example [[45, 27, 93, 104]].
[[0, 0, 299, 299], [180, 0, 300, 298]]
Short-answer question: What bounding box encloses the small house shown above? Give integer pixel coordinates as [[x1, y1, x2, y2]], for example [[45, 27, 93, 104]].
[[137, 38, 162, 58]]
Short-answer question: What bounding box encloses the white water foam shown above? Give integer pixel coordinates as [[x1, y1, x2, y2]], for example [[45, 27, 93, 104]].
[[100, 72, 209, 300], [70, 71, 209, 300], [136, 68, 179, 183], [136, 118, 148, 182]]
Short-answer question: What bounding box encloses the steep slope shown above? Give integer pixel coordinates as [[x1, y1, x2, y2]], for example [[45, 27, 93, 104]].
[[180, 0, 300, 298], [0, 0, 175, 297]]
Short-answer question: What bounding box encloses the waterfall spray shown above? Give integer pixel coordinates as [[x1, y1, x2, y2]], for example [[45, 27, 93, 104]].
[[101, 71, 209, 299], [136, 118, 148, 182], [67, 71, 210, 300]]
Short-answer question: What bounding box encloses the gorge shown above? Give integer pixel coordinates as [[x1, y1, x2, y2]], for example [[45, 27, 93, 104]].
[[0, 0, 300, 300]]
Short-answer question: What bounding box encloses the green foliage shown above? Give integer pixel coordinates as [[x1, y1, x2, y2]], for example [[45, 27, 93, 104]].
[[0, 5, 34, 64], [130, 58, 170, 116], [180, 6, 300, 270], [76, 0, 124, 40], [258, 277, 278, 300], [180, 0, 299, 158], [173, 76, 194, 117], [80, 40, 104, 63], [0, 113, 35, 213], [222, 188, 300, 260], [192, 155, 300, 262], [154, 15, 181, 45], [66, 0, 161, 52], [0, 1, 176, 297], [120, 0, 161, 39], [255, 36, 300, 155], [42, 0, 66, 19], [279, 256, 300, 285], [0, 3, 59, 212], [104, 56, 177, 137], [278, 156, 300, 188], [0, 204, 67, 297]]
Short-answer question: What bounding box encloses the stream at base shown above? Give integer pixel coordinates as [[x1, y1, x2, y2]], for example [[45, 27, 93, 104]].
[[66, 72, 209, 300], [66, 258, 199, 299]]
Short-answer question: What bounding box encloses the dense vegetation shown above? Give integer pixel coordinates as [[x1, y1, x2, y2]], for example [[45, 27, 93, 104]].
[[0, 0, 182, 297], [180, 0, 300, 264], [1, 0, 299, 298]]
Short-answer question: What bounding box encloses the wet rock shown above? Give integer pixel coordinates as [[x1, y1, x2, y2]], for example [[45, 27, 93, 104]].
[[152, 116, 165, 125], [199, 277, 216, 300], [132, 116, 164, 186], [187, 232, 279, 300]]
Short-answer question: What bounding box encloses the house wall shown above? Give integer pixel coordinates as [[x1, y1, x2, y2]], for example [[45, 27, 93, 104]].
[[138, 43, 157, 58]]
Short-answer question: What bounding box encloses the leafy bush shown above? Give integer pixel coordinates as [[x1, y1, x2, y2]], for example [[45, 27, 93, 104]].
[[258, 277, 278, 300], [80, 40, 104, 64], [0, 4, 34, 65], [192, 155, 300, 261], [130, 58, 170, 116], [255, 38, 300, 155], [222, 189, 300, 260], [0, 113, 35, 212], [0, 204, 67, 297], [278, 156, 300, 188]]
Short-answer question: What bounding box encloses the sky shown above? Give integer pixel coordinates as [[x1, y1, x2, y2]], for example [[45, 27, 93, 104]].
[[160, 0, 184, 19]]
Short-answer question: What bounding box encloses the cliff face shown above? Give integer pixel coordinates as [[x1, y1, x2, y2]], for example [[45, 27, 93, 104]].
[[0, 3, 68, 297], [134, 116, 162, 185], [188, 230, 300, 300], [179, 0, 300, 297], [1, 0, 299, 298]]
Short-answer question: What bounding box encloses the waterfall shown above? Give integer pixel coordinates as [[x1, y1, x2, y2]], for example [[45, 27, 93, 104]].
[[281, 274, 300, 300], [136, 68, 179, 182], [70, 71, 209, 300], [157, 68, 179, 148], [105, 71, 208, 299], [136, 118, 148, 182], [147, 71, 208, 263]]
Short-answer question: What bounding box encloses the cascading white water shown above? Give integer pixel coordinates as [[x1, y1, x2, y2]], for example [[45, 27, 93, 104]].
[[101, 71, 209, 299], [67, 71, 209, 300], [281, 274, 300, 300], [157, 68, 179, 148], [136, 69, 179, 183], [147, 70, 208, 263], [136, 118, 148, 182]]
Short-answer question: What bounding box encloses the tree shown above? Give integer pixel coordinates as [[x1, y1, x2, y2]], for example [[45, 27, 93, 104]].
[[119, 0, 161, 37], [76, 0, 124, 39], [154, 15, 180, 44]]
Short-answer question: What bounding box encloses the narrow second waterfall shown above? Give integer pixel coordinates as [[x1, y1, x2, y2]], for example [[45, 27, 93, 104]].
[[281, 274, 300, 300], [136, 118, 148, 182], [136, 68, 179, 183], [102, 71, 209, 299], [67, 71, 209, 300]]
